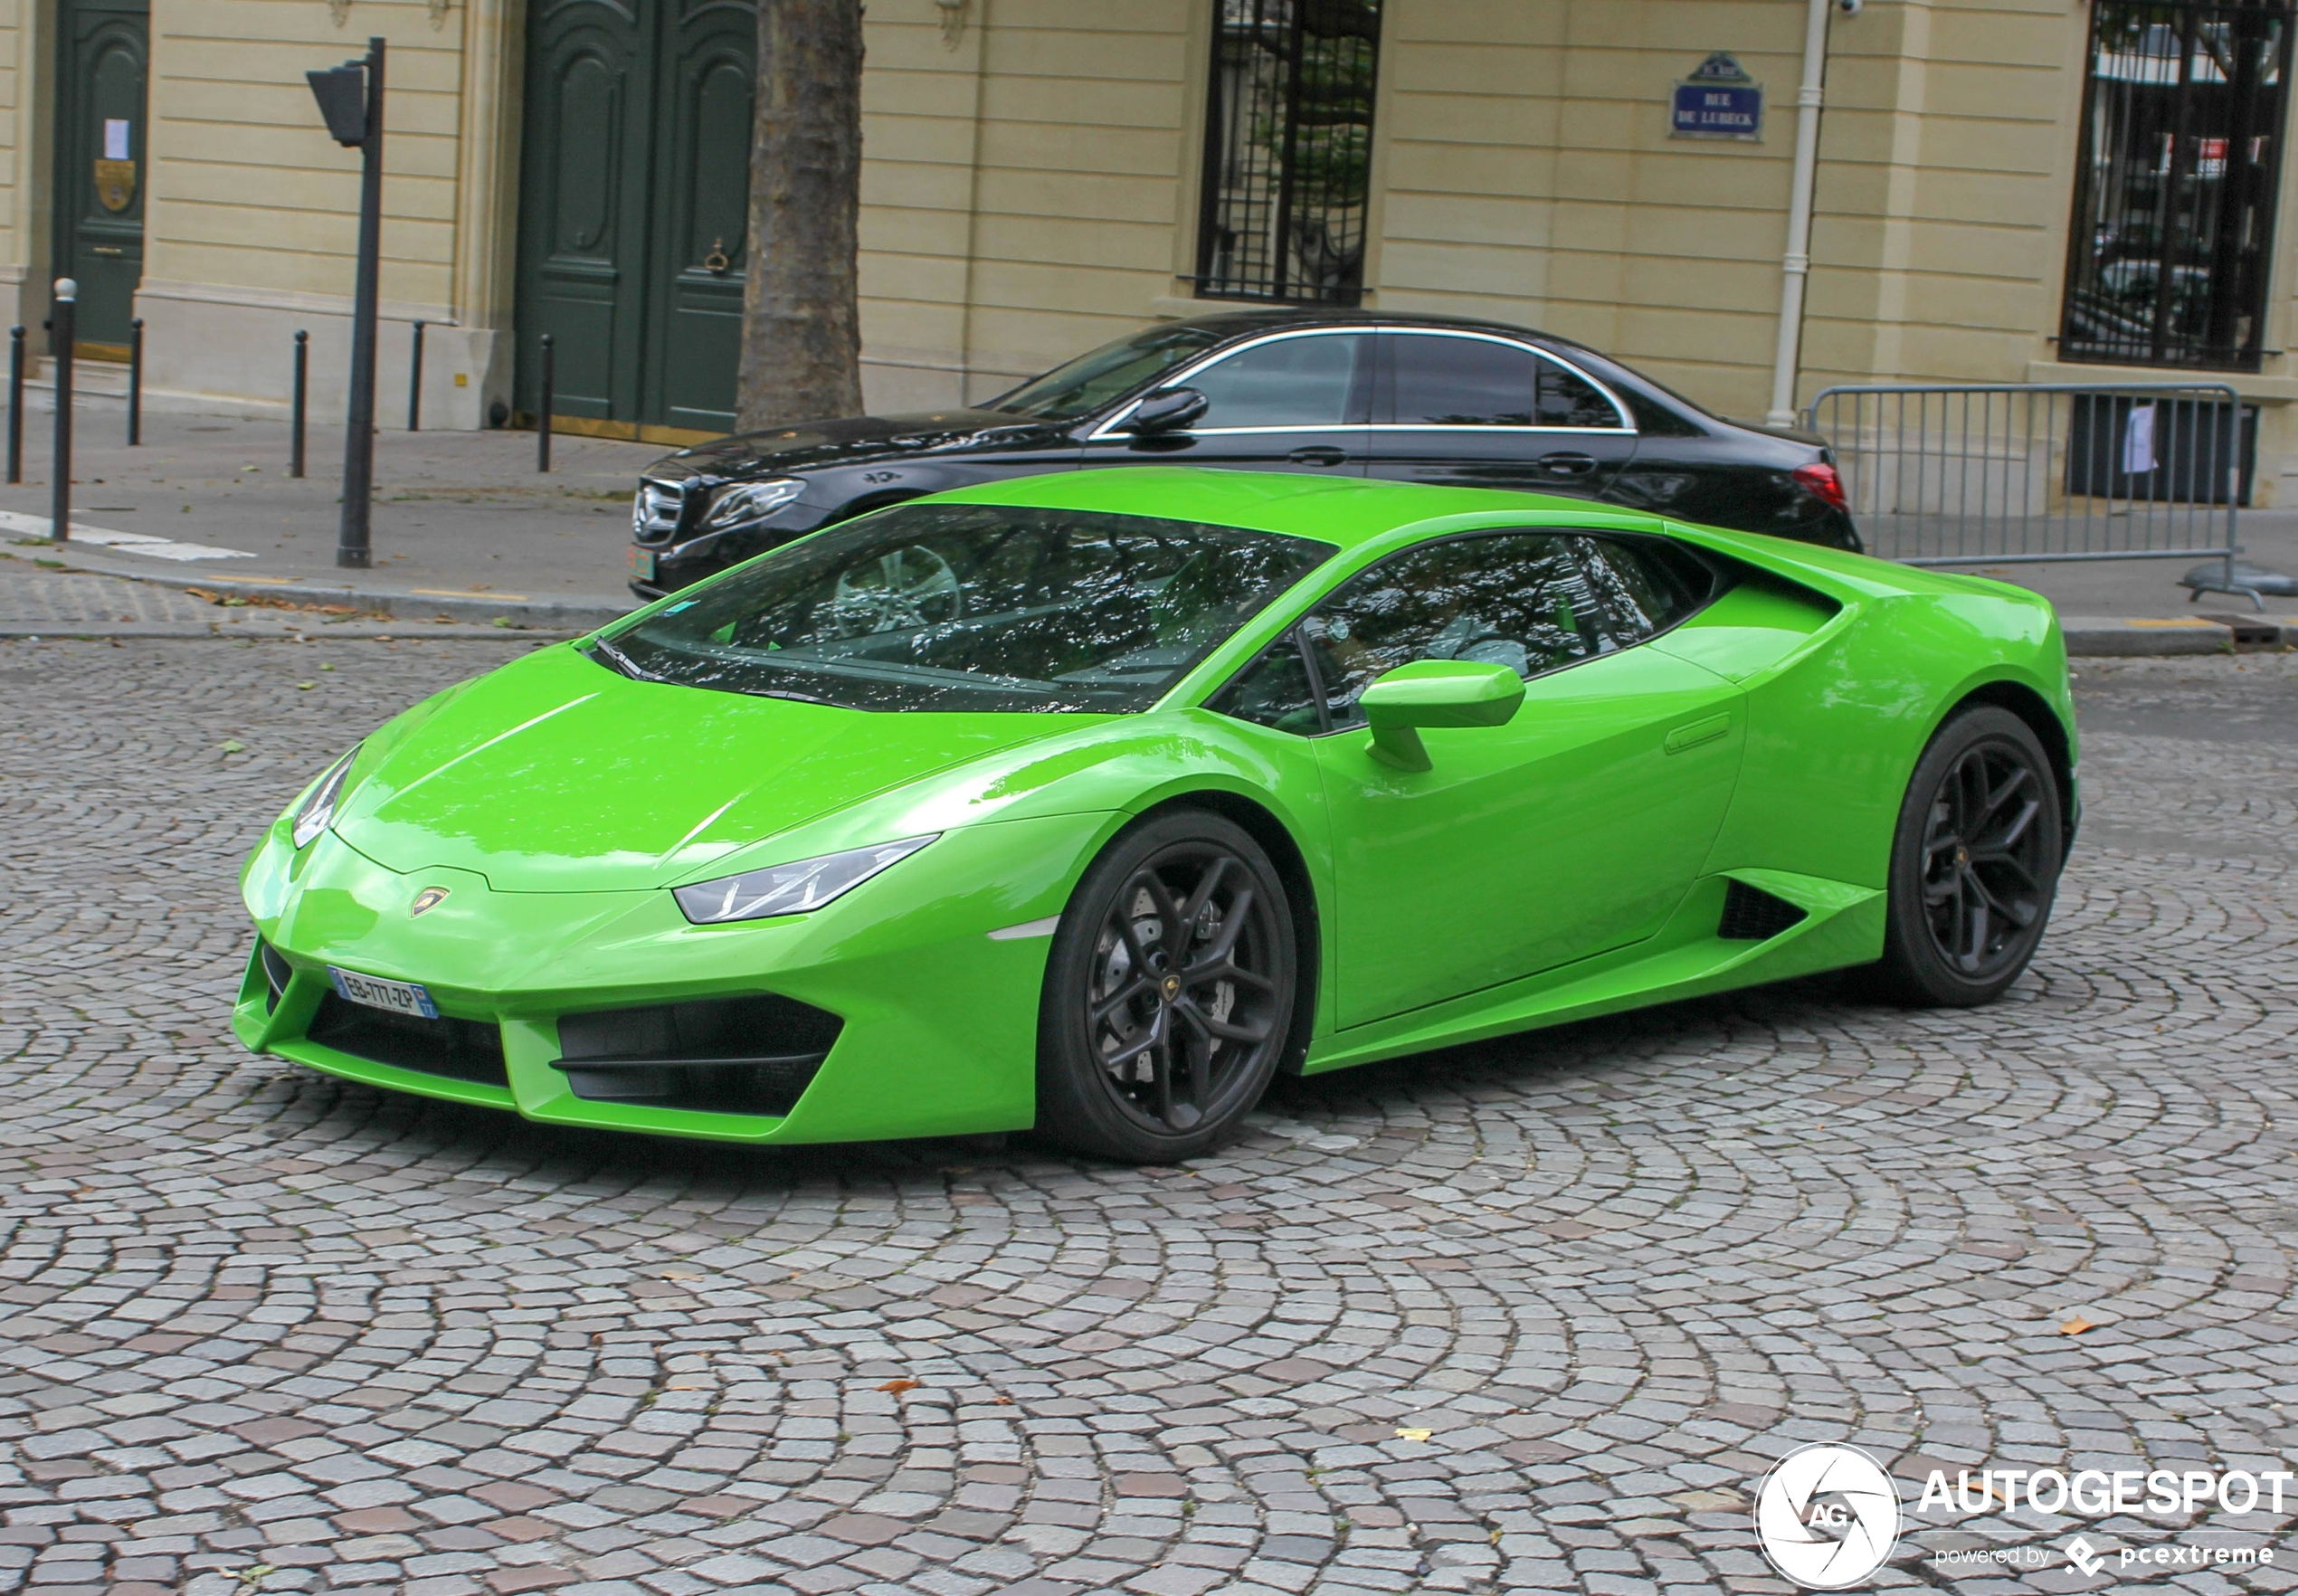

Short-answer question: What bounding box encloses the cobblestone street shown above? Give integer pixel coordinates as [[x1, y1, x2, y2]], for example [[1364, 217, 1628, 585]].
[[1, 636, 2293, 1596]]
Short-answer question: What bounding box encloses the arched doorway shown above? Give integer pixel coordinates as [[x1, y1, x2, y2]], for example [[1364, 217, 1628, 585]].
[[514, 0, 755, 442]]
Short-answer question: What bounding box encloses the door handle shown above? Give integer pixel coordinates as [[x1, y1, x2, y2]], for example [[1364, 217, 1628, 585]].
[[1665, 713, 1732, 755], [1287, 445, 1348, 466], [1535, 451, 1599, 479]]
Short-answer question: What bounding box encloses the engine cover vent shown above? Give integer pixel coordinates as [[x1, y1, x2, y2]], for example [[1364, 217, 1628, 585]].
[[1718, 879, 1809, 942]]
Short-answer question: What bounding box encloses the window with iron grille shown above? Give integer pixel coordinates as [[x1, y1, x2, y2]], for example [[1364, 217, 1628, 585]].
[[1193, 1, 1382, 306], [2062, 0, 2294, 370]]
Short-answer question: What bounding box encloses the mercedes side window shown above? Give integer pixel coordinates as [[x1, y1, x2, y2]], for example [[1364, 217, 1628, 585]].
[[1387, 334, 1534, 427], [1183, 333, 1373, 430], [1207, 631, 1325, 735], [1302, 534, 1614, 730], [1384, 334, 1625, 430], [1581, 537, 1725, 642], [1533, 355, 1626, 429]]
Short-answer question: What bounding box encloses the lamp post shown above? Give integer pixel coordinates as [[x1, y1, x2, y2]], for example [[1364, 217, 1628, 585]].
[[309, 37, 385, 569]]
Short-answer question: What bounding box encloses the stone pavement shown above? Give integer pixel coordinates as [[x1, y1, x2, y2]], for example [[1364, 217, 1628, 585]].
[[0, 637, 2293, 1596]]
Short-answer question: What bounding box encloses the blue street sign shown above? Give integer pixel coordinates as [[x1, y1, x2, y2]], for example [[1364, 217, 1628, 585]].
[[1673, 81, 1763, 140]]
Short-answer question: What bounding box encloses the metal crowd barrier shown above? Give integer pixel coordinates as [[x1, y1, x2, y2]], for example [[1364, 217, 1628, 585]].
[[1803, 381, 2259, 605]]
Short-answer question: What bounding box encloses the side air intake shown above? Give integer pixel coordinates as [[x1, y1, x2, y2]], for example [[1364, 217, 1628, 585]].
[[550, 993, 842, 1116], [1718, 879, 1809, 942]]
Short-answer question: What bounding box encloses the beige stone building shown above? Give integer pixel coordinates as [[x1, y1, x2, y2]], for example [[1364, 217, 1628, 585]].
[[5, 0, 2296, 496]]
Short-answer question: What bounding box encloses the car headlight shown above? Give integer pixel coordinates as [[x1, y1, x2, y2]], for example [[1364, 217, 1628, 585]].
[[700, 478, 805, 531], [290, 746, 361, 850], [673, 834, 939, 925]]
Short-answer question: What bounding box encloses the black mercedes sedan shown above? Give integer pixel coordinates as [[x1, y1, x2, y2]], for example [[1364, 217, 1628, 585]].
[[625, 309, 1858, 598]]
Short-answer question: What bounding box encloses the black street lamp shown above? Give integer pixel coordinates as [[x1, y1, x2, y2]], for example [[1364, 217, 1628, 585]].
[[309, 37, 385, 570]]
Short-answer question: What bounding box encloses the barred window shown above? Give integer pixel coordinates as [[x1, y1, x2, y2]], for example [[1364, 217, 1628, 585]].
[[1193, 0, 1383, 306], [2062, 0, 2294, 370]]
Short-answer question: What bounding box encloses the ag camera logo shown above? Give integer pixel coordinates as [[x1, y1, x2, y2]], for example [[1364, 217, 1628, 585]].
[[1754, 1443, 1901, 1589]]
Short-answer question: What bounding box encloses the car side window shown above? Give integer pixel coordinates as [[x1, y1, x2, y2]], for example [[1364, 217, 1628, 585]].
[[1303, 533, 1615, 730], [1383, 335, 1625, 430], [1206, 632, 1325, 736], [1533, 355, 1626, 429], [1580, 537, 1724, 642], [1182, 333, 1372, 429], [1387, 335, 1532, 426]]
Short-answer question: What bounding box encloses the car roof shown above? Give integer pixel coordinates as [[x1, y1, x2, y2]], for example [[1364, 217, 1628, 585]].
[[1158, 306, 1605, 356], [926, 466, 1666, 552]]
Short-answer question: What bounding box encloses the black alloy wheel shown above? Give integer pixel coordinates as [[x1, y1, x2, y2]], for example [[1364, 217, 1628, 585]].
[[1037, 812, 1297, 1162], [1871, 706, 2064, 1006]]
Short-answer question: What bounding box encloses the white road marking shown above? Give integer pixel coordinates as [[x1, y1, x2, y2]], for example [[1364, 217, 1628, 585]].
[[0, 508, 255, 561]]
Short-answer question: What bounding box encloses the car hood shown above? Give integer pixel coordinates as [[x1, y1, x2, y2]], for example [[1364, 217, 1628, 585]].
[[660, 409, 1074, 480], [331, 645, 1087, 892]]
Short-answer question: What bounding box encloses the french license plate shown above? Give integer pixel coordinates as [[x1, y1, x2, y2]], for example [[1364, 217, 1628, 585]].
[[328, 966, 439, 1019], [630, 546, 658, 581]]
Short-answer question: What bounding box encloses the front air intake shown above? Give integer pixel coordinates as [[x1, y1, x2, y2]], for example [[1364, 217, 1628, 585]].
[[306, 994, 510, 1087], [1718, 879, 1809, 942], [550, 993, 842, 1116]]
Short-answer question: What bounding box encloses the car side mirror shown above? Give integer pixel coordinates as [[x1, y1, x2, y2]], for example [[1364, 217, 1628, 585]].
[[1124, 387, 1208, 435], [1359, 660, 1526, 772]]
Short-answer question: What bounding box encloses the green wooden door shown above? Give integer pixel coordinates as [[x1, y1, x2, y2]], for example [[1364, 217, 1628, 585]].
[[52, 0, 148, 356], [516, 0, 754, 441]]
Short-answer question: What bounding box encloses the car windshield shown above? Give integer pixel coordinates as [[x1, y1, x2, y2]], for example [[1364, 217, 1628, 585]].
[[986, 324, 1229, 422], [594, 503, 1335, 714]]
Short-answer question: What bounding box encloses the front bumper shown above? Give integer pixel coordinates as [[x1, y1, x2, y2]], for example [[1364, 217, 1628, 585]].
[[235, 814, 1109, 1144]]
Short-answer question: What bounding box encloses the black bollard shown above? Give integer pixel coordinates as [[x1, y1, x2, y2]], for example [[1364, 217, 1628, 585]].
[[290, 330, 309, 480], [128, 317, 144, 446], [51, 280, 75, 543], [537, 333, 554, 474], [6, 327, 22, 486], [408, 318, 424, 432]]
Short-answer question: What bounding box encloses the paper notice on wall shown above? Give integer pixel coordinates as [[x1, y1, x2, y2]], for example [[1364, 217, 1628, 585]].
[[103, 119, 130, 160], [2123, 403, 2158, 475]]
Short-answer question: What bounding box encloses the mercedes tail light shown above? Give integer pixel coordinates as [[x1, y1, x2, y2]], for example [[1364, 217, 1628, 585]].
[[1792, 461, 1849, 512]]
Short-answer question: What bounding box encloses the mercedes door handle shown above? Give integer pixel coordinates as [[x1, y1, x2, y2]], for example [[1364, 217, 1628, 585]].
[[1287, 446, 1348, 467], [1535, 451, 1599, 479]]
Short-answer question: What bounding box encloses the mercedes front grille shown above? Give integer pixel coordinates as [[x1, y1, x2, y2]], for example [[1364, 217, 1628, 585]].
[[632, 479, 691, 545]]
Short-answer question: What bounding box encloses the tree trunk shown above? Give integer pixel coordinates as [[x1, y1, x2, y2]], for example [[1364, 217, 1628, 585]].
[[736, 0, 865, 432]]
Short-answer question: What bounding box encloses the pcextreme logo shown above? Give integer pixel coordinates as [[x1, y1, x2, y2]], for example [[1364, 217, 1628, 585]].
[[1753, 1444, 1902, 1590]]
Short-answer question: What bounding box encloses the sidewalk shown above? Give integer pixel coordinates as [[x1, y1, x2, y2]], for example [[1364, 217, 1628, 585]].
[[0, 388, 659, 626], [3, 380, 2294, 642]]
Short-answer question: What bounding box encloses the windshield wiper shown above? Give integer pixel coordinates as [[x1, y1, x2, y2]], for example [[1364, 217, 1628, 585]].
[[590, 638, 669, 684], [739, 685, 834, 706]]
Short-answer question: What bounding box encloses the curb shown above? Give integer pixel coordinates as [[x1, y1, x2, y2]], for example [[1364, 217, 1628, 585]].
[[14, 540, 633, 632], [0, 621, 574, 641], [14, 539, 2295, 658], [2061, 615, 2294, 657]]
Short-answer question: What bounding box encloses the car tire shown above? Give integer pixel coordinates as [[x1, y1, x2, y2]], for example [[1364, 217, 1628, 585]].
[[1868, 705, 2064, 1007], [1036, 811, 1297, 1163]]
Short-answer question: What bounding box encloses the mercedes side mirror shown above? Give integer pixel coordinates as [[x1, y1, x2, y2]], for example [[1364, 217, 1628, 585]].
[[1359, 660, 1526, 772], [1124, 387, 1208, 435]]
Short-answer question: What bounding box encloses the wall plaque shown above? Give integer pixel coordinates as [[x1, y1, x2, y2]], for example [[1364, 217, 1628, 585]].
[[1672, 52, 1763, 142]]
